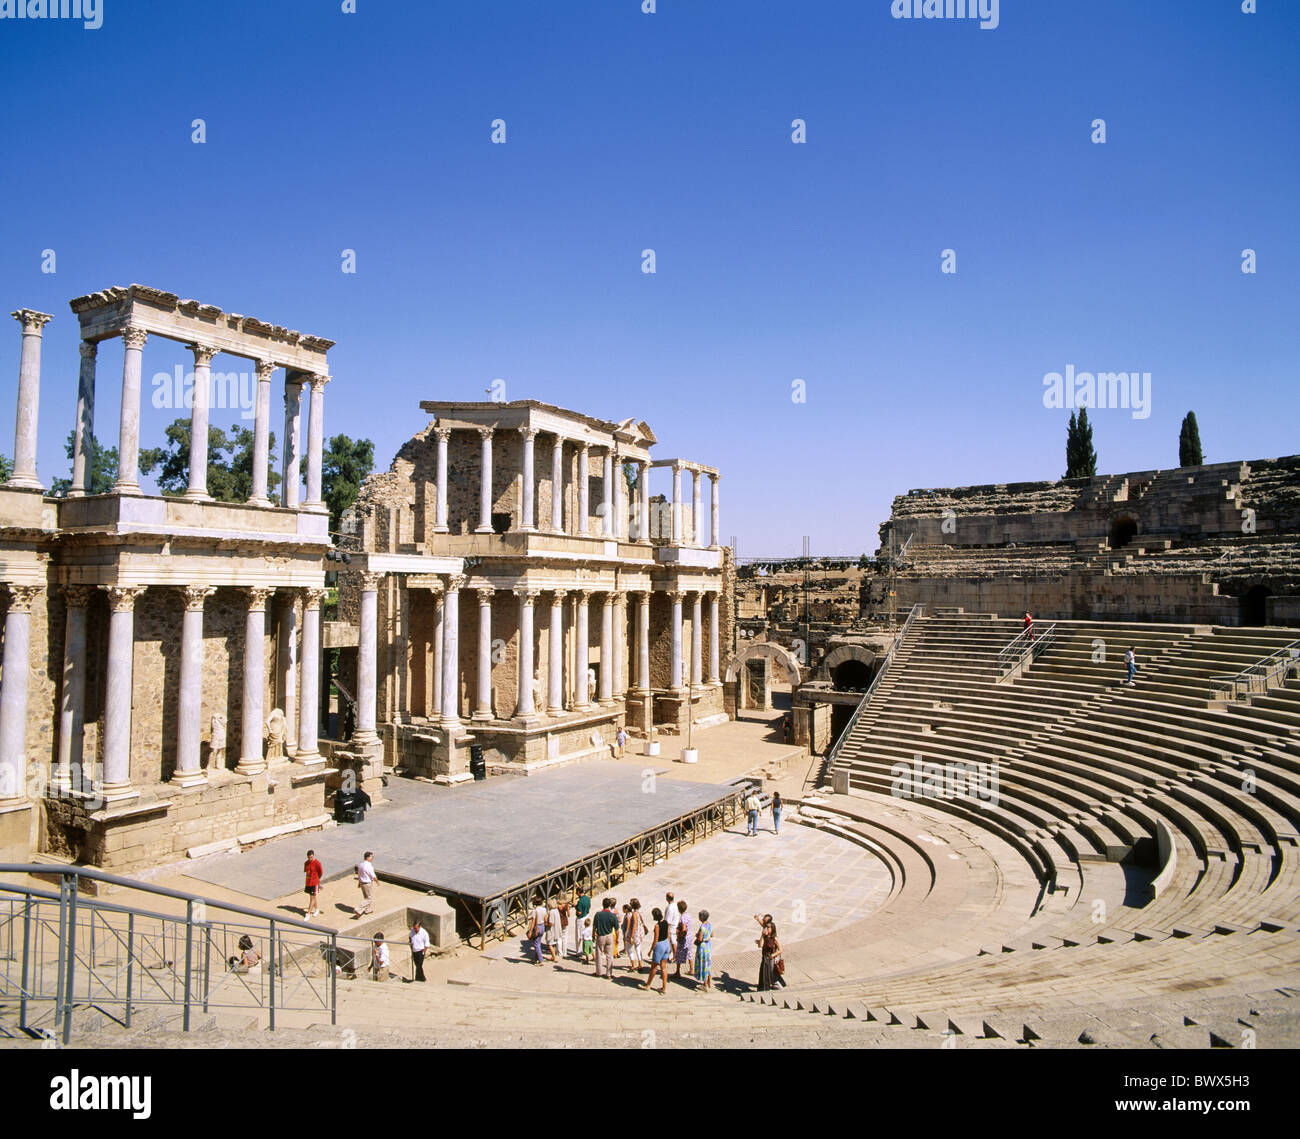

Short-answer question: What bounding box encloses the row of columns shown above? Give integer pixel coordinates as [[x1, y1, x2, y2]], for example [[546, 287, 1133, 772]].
[[427, 426, 721, 546], [4, 310, 328, 508], [668, 463, 722, 547], [0, 583, 327, 808]]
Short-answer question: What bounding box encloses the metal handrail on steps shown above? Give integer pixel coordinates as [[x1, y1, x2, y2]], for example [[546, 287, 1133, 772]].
[[997, 622, 1058, 677], [1210, 641, 1300, 702]]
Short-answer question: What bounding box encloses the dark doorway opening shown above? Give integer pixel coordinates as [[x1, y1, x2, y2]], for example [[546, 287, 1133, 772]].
[[829, 703, 856, 752], [1241, 585, 1272, 626], [1110, 516, 1138, 549], [832, 658, 873, 692]]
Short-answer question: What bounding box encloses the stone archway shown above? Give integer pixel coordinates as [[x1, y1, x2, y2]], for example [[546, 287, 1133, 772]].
[[724, 642, 803, 715], [818, 644, 879, 691]]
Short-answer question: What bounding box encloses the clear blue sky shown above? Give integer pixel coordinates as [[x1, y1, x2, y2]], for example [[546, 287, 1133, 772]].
[[1, 0, 1296, 555]]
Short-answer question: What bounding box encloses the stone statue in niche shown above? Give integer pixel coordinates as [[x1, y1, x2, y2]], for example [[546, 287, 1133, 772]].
[[533, 669, 544, 713], [266, 708, 286, 759], [209, 714, 227, 771]]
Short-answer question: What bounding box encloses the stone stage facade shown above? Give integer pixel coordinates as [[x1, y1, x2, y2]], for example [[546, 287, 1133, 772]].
[[0, 285, 363, 871], [340, 400, 733, 782]]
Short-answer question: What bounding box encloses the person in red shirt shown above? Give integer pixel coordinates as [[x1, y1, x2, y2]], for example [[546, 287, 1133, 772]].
[[1024, 611, 1034, 642], [303, 849, 324, 919]]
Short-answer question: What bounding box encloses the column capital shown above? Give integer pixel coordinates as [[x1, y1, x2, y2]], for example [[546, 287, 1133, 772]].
[[62, 584, 94, 609], [188, 342, 218, 366], [602, 591, 617, 607], [308, 373, 330, 393], [671, 459, 684, 473], [359, 571, 383, 592], [518, 426, 538, 441], [514, 587, 540, 605], [578, 441, 590, 455], [711, 471, 721, 483], [254, 358, 277, 380], [574, 588, 593, 603], [433, 425, 451, 442], [120, 325, 148, 351], [179, 584, 215, 612], [447, 573, 468, 592], [303, 586, 328, 609], [666, 589, 684, 603], [4, 584, 41, 613], [551, 588, 568, 603], [104, 584, 146, 613], [243, 586, 275, 612], [476, 425, 494, 440], [79, 339, 98, 360], [633, 589, 651, 603], [12, 309, 52, 335], [476, 587, 496, 604]]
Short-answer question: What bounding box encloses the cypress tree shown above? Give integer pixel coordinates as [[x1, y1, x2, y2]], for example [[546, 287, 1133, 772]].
[[1076, 408, 1097, 477], [1179, 411, 1204, 467]]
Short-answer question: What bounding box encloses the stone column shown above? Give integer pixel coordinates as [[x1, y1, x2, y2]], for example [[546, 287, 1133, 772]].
[[433, 427, 450, 532], [248, 360, 274, 505], [671, 463, 683, 545], [474, 587, 494, 721], [279, 593, 298, 750], [440, 574, 465, 728], [691, 591, 703, 686], [550, 435, 564, 531], [113, 326, 147, 494], [171, 585, 215, 788], [237, 587, 273, 774], [577, 445, 590, 535], [295, 588, 326, 764], [431, 586, 444, 717], [668, 589, 684, 692], [476, 427, 494, 533], [54, 586, 92, 794], [7, 310, 52, 491], [708, 591, 721, 684], [601, 448, 614, 537], [692, 469, 703, 546], [101, 585, 145, 801], [354, 572, 380, 744], [548, 589, 567, 714], [519, 428, 537, 532], [304, 374, 328, 511], [614, 452, 627, 540], [0, 586, 40, 802], [70, 341, 96, 497], [637, 591, 651, 692], [710, 473, 721, 548], [515, 587, 538, 719], [282, 377, 303, 509], [638, 461, 650, 543], [611, 591, 627, 698], [574, 590, 592, 709], [184, 344, 217, 500], [599, 593, 614, 705]]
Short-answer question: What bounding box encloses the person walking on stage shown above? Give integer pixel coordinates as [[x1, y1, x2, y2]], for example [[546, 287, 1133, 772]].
[[527, 895, 547, 966], [771, 791, 783, 835], [745, 789, 761, 836], [694, 910, 713, 992], [592, 898, 620, 979], [303, 849, 323, 918], [673, 899, 693, 980], [755, 913, 784, 991], [409, 919, 429, 982], [1125, 645, 1138, 685], [642, 907, 672, 994], [352, 851, 377, 918], [371, 933, 390, 983], [546, 895, 563, 963]]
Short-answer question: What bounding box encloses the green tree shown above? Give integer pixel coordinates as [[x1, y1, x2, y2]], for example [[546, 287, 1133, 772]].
[[50, 431, 118, 496], [0, 453, 11, 482], [322, 434, 374, 532], [1178, 411, 1204, 467], [140, 417, 279, 503], [1064, 409, 1097, 479]]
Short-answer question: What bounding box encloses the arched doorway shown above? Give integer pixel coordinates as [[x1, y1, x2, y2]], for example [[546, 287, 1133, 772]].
[[724, 642, 804, 714], [1110, 516, 1138, 549], [831, 658, 873, 692], [1241, 585, 1272, 626]]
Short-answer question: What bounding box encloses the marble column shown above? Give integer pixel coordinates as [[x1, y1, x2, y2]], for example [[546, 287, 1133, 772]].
[[548, 589, 567, 714], [440, 574, 465, 728], [7, 310, 52, 491], [171, 585, 215, 788], [113, 326, 147, 494], [710, 474, 721, 548], [282, 378, 303, 509], [671, 463, 683, 545], [354, 573, 380, 743], [668, 589, 684, 692], [638, 462, 650, 543], [577, 445, 590, 535], [614, 453, 627, 540], [248, 360, 274, 505], [237, 588, 273, 774], [54, 586, 92, 794], [295, 588, 326, 764], [101, 585, 145, 800], [279, 593, 298, 751], [599, 593, 614, 705], [574, 590, 592, 709], [515, 587, 538, 719], [550, 435, 564, 532], [611, 591, 627, 698], [601, 448, 614, 537], [637, 591, 651, 692], [70, 341, 96, 497], [708, 592, 721, 684], [692, 470, 703, 546], [474, 587, 494, 721], [304, 374, 328, 510], [184, 344, 217, 500], [691, 591, 703, 686], [434, 427, 450, 532], [476, 427, 494, 533], [519, 428, 536, 532], [0, 585, 40, 802], [431, 587, 444, 717]]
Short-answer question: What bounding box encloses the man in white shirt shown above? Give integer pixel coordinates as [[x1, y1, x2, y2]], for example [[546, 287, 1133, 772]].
[[745, 791, 761, 836], [371, 933, 389, 982], [409, 919, 430, 982], [664, 891, 679, 937], [353, 851, 377, 918]]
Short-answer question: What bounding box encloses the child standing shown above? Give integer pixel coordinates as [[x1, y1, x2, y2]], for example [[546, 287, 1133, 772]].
[[581, 916, 594, 963]]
